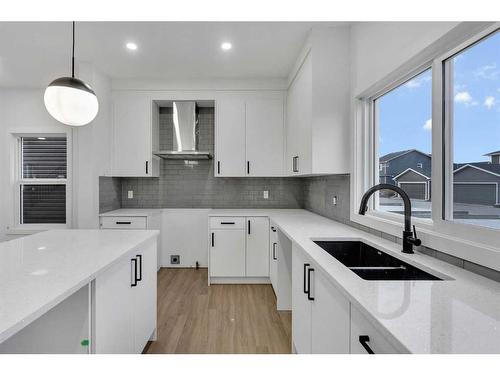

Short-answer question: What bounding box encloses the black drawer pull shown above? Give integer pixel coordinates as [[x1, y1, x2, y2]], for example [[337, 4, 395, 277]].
[[217, 161, 220, 174], [303, 263, 310, 294], [359, 335, 375, 354], [307, 268, 315, 301], [220, 222, 235, 225], [211, 232, 214, 247], [136, 255, 142, 282], [145, 161, 149, 174], [131, 258, 138, 287], [248, 220, 251, 235], [116, 221, 132, 225]]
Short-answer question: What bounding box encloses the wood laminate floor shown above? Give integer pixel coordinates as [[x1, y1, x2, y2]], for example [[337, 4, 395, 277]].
[[145, 268, 292, 354]]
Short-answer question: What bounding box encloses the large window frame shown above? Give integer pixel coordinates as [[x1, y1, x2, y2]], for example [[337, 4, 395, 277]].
[[351, 22, 500, 271], [9, 132, 72, 233]]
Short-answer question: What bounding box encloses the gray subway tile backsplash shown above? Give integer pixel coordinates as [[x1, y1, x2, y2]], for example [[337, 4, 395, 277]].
[[98, 106, 500, 283]]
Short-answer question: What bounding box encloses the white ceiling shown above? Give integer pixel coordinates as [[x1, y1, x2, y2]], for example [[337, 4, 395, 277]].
[[0, 22, 340, 88]]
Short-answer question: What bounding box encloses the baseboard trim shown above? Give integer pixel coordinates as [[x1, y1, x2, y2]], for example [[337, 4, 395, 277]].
[[209, 276, 271, 284]]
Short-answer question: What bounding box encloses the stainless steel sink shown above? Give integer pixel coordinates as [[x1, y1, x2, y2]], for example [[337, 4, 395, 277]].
[[313, 241, 442, 281]]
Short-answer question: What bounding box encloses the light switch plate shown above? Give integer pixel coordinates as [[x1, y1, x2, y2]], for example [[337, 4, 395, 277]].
[[128, 190, 133, 199], [263, 190, 269, 199]]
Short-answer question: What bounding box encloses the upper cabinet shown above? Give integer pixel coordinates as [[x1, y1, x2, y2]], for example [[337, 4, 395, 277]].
[[216, 93, 284, 177], [111, 91, 159, 177], [285, 27, 351, 176]]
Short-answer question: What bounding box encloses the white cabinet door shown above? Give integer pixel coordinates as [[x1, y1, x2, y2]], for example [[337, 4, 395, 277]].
[[94, 256, 135, 354], [310, 268, 350, 353], [350, 306, 401, 354], [132, 242, 157, 353], [291, 244, 312, 353], [216, 98, 246, 176], [246, 217, 269, 277], [285, 53, 312, 176], [245, 98, 284, 176], [209, 229, 246, 277], [112, 91, 154, 177], [269, 226, 278, 290]]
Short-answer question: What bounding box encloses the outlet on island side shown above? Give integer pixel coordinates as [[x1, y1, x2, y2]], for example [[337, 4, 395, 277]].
[[127, 190, 133, 199]]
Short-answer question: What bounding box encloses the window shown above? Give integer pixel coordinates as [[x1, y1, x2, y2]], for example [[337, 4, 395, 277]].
[[352, 23, 500, 270], [16, 136, 68, 225], [374, 68, 432, 218], [445, 29, 500, 230]]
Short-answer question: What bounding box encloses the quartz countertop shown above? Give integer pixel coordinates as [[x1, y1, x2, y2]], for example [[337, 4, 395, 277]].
[[99, 208, 161, 217], [209, 208, 500, 353], [0, 229, 159, 344]]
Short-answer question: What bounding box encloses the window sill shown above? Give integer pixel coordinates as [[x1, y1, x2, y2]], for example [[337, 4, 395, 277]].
[[350, 211, 500, 272]]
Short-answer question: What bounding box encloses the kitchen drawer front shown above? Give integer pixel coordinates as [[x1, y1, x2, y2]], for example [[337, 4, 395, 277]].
[[100, 216, 147, 229], [350, 306, 401, 354], [209, 217, 246, 230]]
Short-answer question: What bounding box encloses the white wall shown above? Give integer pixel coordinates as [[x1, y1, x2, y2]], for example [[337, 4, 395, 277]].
[[0, 64, 111, 241], [350, 22, 459, 95]]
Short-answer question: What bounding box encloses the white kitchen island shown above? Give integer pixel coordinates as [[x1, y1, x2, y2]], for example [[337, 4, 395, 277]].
[[0, 229, 158, 354]]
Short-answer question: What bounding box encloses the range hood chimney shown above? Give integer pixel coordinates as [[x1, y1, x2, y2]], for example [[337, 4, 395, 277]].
[[153, 101, 212, 160]]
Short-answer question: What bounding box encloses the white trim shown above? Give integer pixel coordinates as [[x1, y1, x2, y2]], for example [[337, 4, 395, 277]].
[[351, 22, 500, 272], [453, 163, 500, 178], [393, 168, 431, 181]]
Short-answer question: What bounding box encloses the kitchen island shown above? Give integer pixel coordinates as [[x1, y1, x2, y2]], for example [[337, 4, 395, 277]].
[[0, 229, 158, 354]]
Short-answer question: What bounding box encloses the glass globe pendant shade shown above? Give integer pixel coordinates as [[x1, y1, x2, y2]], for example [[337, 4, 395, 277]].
[[44, 77, 99, 126]]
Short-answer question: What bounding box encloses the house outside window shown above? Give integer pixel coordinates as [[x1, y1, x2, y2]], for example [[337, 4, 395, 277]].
[[14, 135, 69, 227]]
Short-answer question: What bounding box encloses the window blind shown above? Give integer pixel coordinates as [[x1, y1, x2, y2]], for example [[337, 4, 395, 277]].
[[22, 137, 67, 179]]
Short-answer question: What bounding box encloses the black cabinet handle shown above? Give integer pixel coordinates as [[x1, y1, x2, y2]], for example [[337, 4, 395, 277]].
[[136, 254, 142, 282], [115, 221, 131, 225], [273, 243, 277, 260], [247, 161, 250, 174], [293, 156, 299, 172], [131, 258, 137, 287], [303, 263, 310, 294], [307, 268, 315, 301], [359, 335, 374, 354], [248, 220, 251, 235], [211, 232, 214, 247], [217, 161, 220, 174], [145, 161, 149, 174], [271, 226, 276, 232], [220, 222, 235, 225]]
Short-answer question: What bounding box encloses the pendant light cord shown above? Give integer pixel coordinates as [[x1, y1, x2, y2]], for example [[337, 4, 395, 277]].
[[72, 21, 75, 78]]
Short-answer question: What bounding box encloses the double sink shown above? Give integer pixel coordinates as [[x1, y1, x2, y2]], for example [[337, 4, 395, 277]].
[[314, 241, 443, 281]]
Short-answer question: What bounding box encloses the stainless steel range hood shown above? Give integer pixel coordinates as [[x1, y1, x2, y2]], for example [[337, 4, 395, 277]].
[[153, 101, 212, 160]]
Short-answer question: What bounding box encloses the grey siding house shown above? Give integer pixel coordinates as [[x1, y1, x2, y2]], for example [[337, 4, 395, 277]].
[[380, 149, 500, 206]]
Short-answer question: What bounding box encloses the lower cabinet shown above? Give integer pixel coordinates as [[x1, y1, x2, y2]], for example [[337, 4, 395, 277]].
[[209, 216, 269, 282], [292, 244, 350, 354], [292, 244, 403, 354], [94, 241, 157, 354], [350, 306, 401, 354]]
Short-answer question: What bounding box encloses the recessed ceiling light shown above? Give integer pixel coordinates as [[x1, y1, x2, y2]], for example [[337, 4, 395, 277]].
[[126, 42, 138, 51], [221, 42, 232, 51]]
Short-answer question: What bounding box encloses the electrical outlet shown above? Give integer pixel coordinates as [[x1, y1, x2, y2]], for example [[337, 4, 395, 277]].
[[127, 190, 133, 199], [263, 190, 269, 199], [170, 255, 180, 265], [332, 196, 338, 205]]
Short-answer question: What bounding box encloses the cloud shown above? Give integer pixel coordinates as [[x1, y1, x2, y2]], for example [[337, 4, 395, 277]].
[[484, 96, 496, 109], [404, 74, 431, 89], [423, 119, 432, 130], [454, 91, 473, 104], [474, 64, 499, 80]]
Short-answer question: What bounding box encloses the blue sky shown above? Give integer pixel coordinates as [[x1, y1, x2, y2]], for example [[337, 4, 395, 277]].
[[377, 31, 500, 163]]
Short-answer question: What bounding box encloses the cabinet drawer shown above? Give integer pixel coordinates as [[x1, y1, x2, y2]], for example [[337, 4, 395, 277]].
[[209, 217, 246, 229], [350, 306, 401, 354], [100, 216, 147, 229]]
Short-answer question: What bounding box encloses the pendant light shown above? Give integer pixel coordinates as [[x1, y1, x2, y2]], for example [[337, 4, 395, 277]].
[[44, 22, 98, 126]]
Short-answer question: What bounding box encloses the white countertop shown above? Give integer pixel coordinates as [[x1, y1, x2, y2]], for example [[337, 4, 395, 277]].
[[209, 208, 500, 353], [0, 229, 159, 344], [99, 208, 160, 217]]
